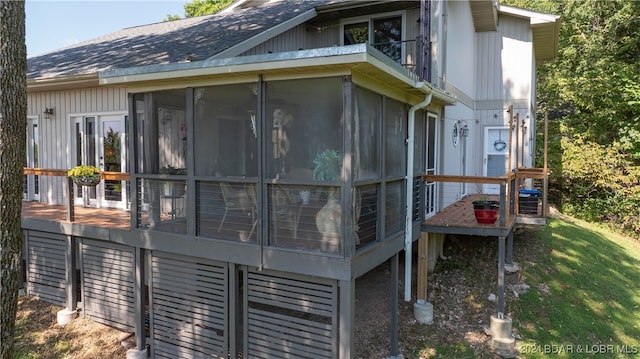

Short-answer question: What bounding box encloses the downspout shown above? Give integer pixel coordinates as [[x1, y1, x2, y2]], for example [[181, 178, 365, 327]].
[[404, 86, 432, 302]]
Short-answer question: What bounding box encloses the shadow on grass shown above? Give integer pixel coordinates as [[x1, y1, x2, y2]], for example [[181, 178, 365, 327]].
[[515, 217, 640, 357]]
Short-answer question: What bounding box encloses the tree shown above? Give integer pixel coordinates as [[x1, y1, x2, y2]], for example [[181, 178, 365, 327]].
[[165, 0, 234, 21], [505, 0, 640, 236], [0, 0, 27, 356]]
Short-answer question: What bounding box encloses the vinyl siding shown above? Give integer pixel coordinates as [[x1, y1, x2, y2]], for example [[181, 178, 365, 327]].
[[26, 87, 128, 205]]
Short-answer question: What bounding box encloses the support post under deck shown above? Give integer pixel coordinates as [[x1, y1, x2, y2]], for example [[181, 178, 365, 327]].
[[390, 253, 399, 357], [57, 235, 78, 325], [339, 278, 355, 359], [497, 235, 505, 315]]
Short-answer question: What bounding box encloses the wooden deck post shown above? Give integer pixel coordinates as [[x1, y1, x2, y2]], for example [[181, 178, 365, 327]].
[[498, 181, 507, 227], [417, 232, 429, 302], [515, 113, 520, 169]]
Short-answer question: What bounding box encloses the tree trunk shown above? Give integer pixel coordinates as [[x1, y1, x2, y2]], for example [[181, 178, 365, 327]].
[[0, 1, 27, 357]]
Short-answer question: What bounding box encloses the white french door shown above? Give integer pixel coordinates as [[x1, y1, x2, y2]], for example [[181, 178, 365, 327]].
[[73, 114, 127, 208], [424, 112, 438, 218], [483, 126, 510, 194], [24, 117, 40, 201]]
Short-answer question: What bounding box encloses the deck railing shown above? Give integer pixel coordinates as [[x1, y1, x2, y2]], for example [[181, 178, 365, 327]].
[[423, 173, 517, 227], [423, 167, 549, 225], [23, 167, 130, 222]]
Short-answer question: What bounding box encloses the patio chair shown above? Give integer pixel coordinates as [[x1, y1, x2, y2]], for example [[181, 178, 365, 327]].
[[218, 182, 257, 236], [272, 185, 303, 240]]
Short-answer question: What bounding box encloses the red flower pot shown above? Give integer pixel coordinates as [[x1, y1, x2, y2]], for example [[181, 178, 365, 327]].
[[472, 200, 499, 224]]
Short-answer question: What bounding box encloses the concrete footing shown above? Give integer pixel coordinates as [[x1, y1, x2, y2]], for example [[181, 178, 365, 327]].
[[505, 262, 520, 273], [485, 315, 516, 356], [413, 300, 433, 325], [126, 348, 148, 359], [56, 309, 78, 325]]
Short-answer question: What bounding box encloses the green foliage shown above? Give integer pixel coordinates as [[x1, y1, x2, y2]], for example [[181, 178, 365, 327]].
[[312, 149, 342, 182], [557, 133, 640, 235], [164, 14, 181, 22], [159, 165, 186, 175], [504, 0, 640, 237], [185, 0, 234, 17], [164, 0, 234, 20]]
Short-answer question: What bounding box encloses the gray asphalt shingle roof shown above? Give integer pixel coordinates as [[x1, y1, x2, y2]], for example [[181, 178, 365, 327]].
[[27, 0, 333, 79]]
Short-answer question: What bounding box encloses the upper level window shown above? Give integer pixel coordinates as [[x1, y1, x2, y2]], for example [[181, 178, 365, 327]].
[[343, 15, 403, 63]]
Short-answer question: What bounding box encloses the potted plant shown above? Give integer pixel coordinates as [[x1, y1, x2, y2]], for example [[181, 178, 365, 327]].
[[472, 197, 500, 224], [159, 165, 186, 197], [68, 165, 101, 186], [312, 149, 343, 242]]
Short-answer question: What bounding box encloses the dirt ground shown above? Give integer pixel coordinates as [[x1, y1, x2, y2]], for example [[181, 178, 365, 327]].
[[355, 229, 538, 358], [15, 229, 538, 358]]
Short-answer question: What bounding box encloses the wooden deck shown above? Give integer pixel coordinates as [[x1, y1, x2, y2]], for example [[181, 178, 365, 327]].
[[421, 194, 516, 237], [21, 201, 131, 230]]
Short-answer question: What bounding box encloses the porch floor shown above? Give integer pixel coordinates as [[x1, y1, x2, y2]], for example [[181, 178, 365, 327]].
[[21, 201, 131, 230], [421, 194, 516, 237]]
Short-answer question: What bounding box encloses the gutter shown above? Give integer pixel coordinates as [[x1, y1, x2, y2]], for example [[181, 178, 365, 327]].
[[404, 82, 433, 302]]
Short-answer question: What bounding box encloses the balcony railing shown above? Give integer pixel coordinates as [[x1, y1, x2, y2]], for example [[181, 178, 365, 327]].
[[23, 168, 130, 222], [423, 167, 549, 228], [370, 37, 428, 81]]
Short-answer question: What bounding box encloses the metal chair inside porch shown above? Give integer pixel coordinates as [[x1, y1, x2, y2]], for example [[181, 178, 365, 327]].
[[218, 182, 257, 238], [272, 185, 303, 240]]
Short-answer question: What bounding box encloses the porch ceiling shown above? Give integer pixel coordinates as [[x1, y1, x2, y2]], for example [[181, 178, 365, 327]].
[[99, 43, 456, 106]]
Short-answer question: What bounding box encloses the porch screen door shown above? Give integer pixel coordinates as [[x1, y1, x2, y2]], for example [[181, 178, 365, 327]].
[[484, 127, 509, 194]]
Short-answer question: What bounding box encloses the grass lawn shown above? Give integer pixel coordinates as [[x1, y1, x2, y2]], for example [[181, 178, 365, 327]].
[[515, 215, 640, 358]]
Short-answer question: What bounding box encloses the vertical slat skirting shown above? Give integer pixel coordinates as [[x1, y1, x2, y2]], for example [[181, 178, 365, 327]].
[[245, 268, 338, 359], [81, 239, 136, 332], [26, 231, 67, 306], [150, 252, 229, 359]]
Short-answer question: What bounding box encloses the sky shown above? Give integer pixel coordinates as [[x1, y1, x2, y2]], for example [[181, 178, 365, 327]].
[[26, 0, 188, 57]]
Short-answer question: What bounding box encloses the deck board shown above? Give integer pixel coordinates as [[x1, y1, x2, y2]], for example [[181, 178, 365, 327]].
[[21, 202, 131, 230], [421, 195, 516, 237]]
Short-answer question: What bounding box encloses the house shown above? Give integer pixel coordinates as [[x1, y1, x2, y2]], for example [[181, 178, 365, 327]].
[[23, 0, 559, 357]]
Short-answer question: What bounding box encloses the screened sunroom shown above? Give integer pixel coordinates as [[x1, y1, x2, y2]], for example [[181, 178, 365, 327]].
[[132, 74, 421, 258], [101, 45, 455, 274]]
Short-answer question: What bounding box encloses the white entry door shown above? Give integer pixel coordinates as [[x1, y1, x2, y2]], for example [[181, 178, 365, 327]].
[[73, 114, 127, 208], [483, 127, 510, 194]]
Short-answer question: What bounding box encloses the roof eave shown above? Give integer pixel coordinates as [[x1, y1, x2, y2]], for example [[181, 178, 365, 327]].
[[470, 0, 499, 32], [27, 73, 100, 93], [99, 44, 456, 105]]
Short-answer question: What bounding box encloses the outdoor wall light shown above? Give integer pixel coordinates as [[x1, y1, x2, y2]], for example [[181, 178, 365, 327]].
[[44, 107, 54, 119], [460, 125, 470, 137]]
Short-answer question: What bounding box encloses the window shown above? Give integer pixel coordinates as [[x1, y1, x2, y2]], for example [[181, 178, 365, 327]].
[[343, 14, 403, 63]]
